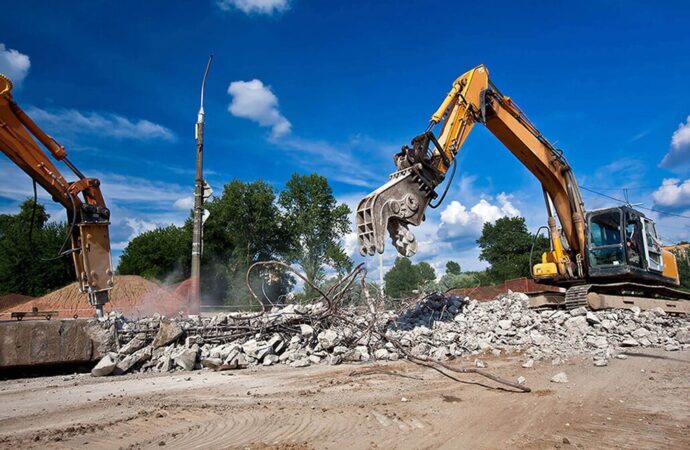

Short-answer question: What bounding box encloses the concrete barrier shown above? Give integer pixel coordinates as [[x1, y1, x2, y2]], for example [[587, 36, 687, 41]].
[[0, 319, 112, 369]]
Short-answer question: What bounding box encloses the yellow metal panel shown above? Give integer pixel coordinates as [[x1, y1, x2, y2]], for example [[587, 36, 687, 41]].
[[661, 249, 680, 285]]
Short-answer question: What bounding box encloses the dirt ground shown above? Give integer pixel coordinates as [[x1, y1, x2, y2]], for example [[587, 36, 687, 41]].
[[0, 349, 688, 450]]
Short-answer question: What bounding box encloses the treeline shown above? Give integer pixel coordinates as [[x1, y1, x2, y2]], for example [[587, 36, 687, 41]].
[[0, 201, 75, 296], [384, 217, 551, 298], [118, 173, 351, 306]]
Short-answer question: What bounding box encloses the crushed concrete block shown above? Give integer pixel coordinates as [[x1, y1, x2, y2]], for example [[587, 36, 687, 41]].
[[175, 348, 198, 371], [119, 335, 146, 355], [263, 354, 280, 366], [522, 358, 534, 368], [374, 349, 389, 360], [201, 357, 223, 369], [551, 372, 568, 383], [474, 359, 487, 368], [116, 346, 152, 374], [291, 358, 310, 368], [517, 376, 526, 385], [317, 330, 340, 349], [300, 324, 314, 338], [153, 320, 183, 348], [91, 353, 117, 377]]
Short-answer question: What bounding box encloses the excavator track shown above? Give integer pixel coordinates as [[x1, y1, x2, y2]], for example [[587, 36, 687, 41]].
[[542, 282, 690, 313], [564, 285, 590, 309]]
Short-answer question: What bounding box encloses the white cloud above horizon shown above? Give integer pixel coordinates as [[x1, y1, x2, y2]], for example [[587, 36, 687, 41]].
[[652, 178, 690, 208], [438, 193, 521, 240], [0, 43, 30, 87], [227, 79, 291, 138], [660, 115, 690, 171], [216, 0, 290, 15], [26, 107, 177, 142]]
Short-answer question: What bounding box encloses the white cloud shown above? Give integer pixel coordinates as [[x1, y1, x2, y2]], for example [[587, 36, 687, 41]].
[[652, 178, 690, 208], [438, 194, 521, 240], [227, 79, 291, 138], [660, 115, 690, 170], [0, 43, 30, 87], [216, 0, 290, 15], [173, 196, 194, 210], [25, 107, 176, 142]]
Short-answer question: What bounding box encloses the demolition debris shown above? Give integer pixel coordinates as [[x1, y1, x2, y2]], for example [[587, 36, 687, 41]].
[[91, 278, 690, 385]]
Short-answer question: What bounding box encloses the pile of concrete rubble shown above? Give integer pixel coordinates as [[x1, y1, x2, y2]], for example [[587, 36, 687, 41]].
[[91, 292, 690, 376]]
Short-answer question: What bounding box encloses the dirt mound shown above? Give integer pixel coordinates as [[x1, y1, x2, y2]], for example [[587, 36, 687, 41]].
[[0, 275, 192, 320], [0, 294, 34, 312]]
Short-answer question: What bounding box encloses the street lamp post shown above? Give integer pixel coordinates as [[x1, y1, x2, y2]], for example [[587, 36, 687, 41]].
[[190, 55, 213, 314]]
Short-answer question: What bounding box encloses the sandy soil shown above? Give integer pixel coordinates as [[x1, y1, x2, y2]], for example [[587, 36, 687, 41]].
[[0, 276, 191, 320], [0, 349, 688, 449]]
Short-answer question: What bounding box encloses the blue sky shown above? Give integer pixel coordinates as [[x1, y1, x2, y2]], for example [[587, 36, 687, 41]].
[[1, 0, 689, 281]]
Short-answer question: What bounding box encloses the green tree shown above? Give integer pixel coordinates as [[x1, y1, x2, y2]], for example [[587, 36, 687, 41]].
[[202, 180, 292, 305], [477, 216, 549, 284], [279, 173, 352, 295], [416, 261, 436, 285], [445, 260, 461, 275], [0, 199, 75, 296], [117, 224, 191, 282], [384, 257, 420, 298], [674, 250, 690, 291]]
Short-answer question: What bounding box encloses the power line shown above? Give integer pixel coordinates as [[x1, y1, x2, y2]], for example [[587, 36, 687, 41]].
[[580, 186, 690, 220]]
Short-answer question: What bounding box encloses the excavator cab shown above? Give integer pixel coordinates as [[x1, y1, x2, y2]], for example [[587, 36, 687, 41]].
[[585, 206, 678, 285]]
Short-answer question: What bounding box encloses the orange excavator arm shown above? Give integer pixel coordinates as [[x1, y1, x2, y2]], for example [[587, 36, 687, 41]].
[[0, 74, 114, 315], [356, 65, 587, 282]]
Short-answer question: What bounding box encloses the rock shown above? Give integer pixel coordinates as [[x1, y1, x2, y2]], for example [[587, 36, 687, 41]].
[[300, 324, 314, 338], [116, 346, 152, 374], [119, 335, 146, 355], [632, 327, 650, 339], [675, 329, 690, 344], [615, 354, 628, 360], [91, 353, 117, 377], [291, 358, 310, 368], [593, 359, 608, 367], [201, 357, 223, 369], [256, 345, 274, 361], [522, 358, 534, 368], [570, 307, 587, 317], [651, 307, 666, 316], [630, 306, 641, 317], [263, 354, 280, 366], [498, 319, 512, 330], [517, 376, 526, 385], [317, 330, 340, 350], [153, 320, 184, 348], [564, 316, 589, 334], [159, 354, 173, 372], [332, 345, 349, 356], [550, 372, 568, 383], [174, 348, 198, 371], [328, 354, 343, 365], [474, 359, 487, 368], [585, 312, 601, 325], [374, 349, 389, 360], [620, 338, 638, 347]]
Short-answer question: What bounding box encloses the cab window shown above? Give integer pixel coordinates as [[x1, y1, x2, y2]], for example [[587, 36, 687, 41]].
[[589, 210, 624, 267]]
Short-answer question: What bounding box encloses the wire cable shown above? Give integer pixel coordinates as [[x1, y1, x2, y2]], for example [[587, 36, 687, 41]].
[[580, 186, 690, 220]]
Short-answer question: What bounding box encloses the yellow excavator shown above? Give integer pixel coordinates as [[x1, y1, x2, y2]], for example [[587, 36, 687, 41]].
[[0, 74, 114, 316], [357, 65, 689, 312]]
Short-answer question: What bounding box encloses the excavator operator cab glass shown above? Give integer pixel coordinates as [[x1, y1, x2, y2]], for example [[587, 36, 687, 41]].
[[588, 209, 624, 267]]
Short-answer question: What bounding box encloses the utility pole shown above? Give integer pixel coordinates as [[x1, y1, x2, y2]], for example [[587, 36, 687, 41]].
[[190, 55, 213, 314]]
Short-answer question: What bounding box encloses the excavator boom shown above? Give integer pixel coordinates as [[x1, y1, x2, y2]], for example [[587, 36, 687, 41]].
[[357, 65, 681, 295], [0, 74, 114, 315]]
